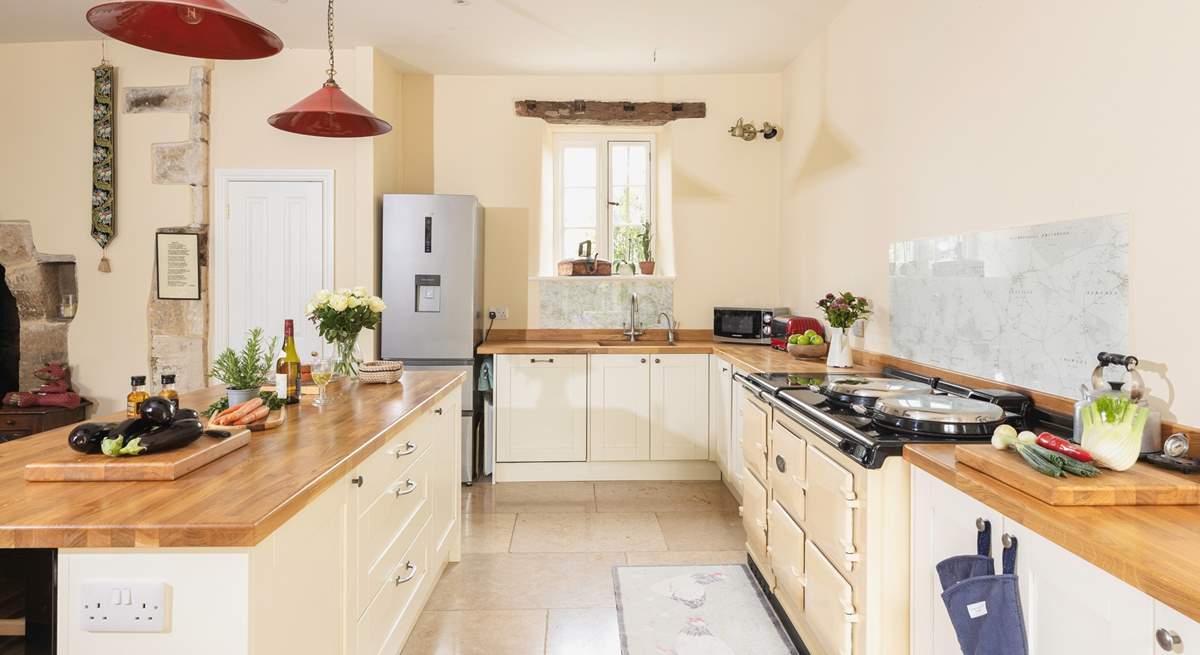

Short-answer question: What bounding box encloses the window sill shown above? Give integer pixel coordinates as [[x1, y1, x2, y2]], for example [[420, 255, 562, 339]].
[[530, 275, 675, 282]]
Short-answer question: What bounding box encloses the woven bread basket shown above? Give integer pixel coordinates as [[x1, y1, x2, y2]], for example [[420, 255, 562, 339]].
[[358, 360, 404, 384]]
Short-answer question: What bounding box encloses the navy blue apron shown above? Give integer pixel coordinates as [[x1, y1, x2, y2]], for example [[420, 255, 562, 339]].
[[936, 520, 1029, 655]]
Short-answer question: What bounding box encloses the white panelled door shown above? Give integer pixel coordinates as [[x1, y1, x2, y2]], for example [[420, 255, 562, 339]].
[[216, 174, 331, 358]]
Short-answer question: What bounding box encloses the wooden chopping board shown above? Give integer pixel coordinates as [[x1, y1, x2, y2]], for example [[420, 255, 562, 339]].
[[955, 444, 1200, 506], [24, 429, 251, 482]]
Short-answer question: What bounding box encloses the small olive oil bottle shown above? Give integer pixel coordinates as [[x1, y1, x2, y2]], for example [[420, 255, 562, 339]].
[[126, 376, 149, 418]]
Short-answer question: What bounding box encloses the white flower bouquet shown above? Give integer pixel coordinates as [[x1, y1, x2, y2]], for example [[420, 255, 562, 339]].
[[306, 287, 387, 376]]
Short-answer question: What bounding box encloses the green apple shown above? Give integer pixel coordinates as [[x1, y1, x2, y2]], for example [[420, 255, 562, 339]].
[[787, 334, 804, 345], [804, 329, 818, 338], [809, 335, 825, 345]]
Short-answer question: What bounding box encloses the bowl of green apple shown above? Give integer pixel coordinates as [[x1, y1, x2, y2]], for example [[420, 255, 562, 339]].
[[786, 330, 829, 359]]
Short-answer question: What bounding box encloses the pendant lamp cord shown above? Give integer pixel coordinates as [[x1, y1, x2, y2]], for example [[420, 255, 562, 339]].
[[325, 0, 336, 83]]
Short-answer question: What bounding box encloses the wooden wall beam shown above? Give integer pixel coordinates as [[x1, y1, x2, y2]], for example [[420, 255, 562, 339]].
[[514, 100, 706, 126]]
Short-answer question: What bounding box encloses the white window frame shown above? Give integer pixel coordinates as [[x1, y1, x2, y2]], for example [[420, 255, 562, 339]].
[[552, 133, 655, 268]]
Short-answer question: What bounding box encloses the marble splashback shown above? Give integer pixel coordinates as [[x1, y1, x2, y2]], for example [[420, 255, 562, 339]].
[[538, 278, 674, 329]]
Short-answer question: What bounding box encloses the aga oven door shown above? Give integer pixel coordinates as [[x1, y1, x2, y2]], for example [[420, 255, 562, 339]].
[[805, 444, 861, 574], [804, 539, 859, 655]]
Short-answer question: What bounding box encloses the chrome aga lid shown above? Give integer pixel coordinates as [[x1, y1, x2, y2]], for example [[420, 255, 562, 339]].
[[871, 394, 1008, 436], [819, 376, 934, 407]]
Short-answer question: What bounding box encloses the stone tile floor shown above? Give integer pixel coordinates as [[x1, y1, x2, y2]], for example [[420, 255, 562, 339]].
[[401, 479, 746, 655]]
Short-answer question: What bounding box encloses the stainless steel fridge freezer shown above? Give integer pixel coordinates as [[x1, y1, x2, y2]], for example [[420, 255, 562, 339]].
[[380, 194, 485, 484]]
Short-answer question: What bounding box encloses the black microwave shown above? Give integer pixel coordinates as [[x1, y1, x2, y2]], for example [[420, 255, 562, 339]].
[[713, 307, 787, 344]]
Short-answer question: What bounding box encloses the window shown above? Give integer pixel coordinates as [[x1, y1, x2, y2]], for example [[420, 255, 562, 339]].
[[553, 134, 653, 268]]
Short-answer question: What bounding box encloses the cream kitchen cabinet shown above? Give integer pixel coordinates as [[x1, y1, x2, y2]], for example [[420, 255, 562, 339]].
[[710, 356, 735, 481], [590, 354, 652, 461], [649, 354, 710, 460], [912, 467, 1199, 655], [495, 354, 588, 462]]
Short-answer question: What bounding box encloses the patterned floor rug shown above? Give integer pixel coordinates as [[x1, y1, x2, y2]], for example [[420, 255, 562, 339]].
[[614, 564, 800, 655]]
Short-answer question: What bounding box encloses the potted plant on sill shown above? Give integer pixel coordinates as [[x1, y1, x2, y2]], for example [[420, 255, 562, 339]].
[[210, 327, 278, 405], [637, 221, 655, 275], [816, 291, 871, 368]]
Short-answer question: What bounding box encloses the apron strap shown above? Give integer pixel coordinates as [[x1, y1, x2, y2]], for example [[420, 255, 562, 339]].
[[1002, 536, 1019, 575], [976, 519, 992, 557]]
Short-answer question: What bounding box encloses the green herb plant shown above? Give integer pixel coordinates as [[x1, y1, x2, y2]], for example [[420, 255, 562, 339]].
[[209, 328, 278, 391]]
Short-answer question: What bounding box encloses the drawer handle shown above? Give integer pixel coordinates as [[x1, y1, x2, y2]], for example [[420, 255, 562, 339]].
[[394, 561, 417, 585], [394, 480, 418, 497], [435, 408, 443, 415], [390, 442, 417, 458], [1156, 628, 1182, 651], [530, 358, 555, 363], [351, 476, 364, 487]]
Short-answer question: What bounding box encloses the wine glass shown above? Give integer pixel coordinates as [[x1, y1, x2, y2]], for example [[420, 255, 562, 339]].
[[311, 355, 334, 407]]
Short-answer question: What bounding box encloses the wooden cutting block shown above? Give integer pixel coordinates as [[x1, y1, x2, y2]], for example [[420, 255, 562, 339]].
[[24, 429, 251, 482], [955, 443, 1200, 506]]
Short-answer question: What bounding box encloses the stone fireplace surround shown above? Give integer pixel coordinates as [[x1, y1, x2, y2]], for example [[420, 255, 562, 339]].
[[0, 221, 76, 396]]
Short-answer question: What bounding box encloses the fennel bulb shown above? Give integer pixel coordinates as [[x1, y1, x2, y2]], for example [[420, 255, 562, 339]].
[[1079, 394, 1148, 471]]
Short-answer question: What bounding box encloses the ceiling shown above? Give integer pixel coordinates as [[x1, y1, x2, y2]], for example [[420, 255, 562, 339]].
[[0, 0, 846, 74]]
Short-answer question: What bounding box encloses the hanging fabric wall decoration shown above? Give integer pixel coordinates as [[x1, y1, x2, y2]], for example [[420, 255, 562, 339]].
[[91, 59, 116, 272]]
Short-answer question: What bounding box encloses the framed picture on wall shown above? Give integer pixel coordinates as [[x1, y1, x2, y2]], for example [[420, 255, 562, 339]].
[[155, 232, 201, 300]]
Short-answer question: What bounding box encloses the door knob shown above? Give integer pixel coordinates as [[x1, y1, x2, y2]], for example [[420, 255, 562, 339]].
[[1157, 628, 1182, 651]]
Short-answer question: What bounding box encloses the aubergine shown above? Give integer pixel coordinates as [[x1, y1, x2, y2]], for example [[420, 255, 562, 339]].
[[103, 418, 203, 457], [139, 396, 177, 425], [175, 408, 200, 422], [67, 422, 118, 454]]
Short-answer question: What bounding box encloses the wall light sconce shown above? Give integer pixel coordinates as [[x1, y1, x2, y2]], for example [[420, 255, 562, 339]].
[[728, 117, 783, 141]]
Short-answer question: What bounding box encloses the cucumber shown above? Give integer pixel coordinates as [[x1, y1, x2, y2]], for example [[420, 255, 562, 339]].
[[1028, 444, 1101, 477], [1016, 443, 1064, 477]]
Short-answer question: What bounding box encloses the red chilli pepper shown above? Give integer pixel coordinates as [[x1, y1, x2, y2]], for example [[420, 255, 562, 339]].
[[1036, 432, 1093, 462]]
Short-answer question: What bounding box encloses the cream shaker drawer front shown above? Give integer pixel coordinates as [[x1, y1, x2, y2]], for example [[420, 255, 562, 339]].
[[805, 540, 858, 655], [805, 444, 860, 573], [740, 394, 770, 484], [357, 413, 434, 508], [768, 418, 806, 522], [357, 518, 431, 655], [768, 500, 805, 612], [740, 470, 773, 587], [357, 450, 432, 614]]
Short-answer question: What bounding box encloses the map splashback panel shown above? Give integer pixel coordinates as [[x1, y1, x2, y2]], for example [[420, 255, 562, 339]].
[[889, 214, 1129, 397]]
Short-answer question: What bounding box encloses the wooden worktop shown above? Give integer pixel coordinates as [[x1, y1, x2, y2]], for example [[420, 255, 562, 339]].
[[478, 337, 874, 374], [905, 444, 1200, 622], [0, 371, 463, 549]]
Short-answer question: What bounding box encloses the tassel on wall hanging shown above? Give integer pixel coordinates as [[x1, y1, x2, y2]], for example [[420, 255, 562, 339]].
[[91, 54, 116, 272]]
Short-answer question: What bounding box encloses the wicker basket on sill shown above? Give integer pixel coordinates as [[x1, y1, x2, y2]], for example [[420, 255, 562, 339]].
[[787, 342, 829, 359], [358, 360, 404, 384]]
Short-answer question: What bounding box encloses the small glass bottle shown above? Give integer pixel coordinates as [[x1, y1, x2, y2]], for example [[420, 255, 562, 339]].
[[126, 376, 149, 418], [160, 374, 179, 410]]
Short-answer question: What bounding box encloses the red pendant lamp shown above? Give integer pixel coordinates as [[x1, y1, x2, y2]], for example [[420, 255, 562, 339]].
[[268, 0, 392, 138], [86, 0, 283, 60]]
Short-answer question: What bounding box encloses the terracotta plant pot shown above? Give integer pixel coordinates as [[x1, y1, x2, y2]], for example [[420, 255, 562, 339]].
[[638, 261, 656, 275]]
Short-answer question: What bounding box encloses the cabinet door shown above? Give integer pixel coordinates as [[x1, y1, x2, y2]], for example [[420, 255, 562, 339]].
[[710, 357, 733, 472], [1154, 602, 1200, 654], [1005, 519, 1154, 655], [911, 469, 1004, 655], [649, 354, 710, 460], [740, 393, 770, 484], [431, 393, 462, 563], [589, 354, 651, 461], [729, 370, 749, 495], [496, 355, 587, 462]]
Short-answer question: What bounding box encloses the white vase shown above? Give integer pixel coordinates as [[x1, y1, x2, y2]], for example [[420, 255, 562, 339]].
[[826, 327, 853, 368]]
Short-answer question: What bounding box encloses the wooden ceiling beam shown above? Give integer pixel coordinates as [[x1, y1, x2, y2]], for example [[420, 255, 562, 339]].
[[514, 99, 706, 126]]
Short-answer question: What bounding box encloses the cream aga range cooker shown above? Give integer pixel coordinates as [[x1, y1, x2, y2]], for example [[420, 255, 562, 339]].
[[735, 368, 1049, 655]]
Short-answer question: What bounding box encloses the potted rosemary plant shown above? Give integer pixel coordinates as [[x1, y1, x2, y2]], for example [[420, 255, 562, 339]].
[[209, 327, 278, 405]]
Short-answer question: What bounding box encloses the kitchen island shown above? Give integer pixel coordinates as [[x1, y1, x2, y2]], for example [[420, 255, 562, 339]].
[[0, 371, 464, 655]]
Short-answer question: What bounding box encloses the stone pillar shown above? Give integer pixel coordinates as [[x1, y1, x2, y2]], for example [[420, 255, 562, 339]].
[[124, 66, 212, 393], [0, 221, 76, 392]]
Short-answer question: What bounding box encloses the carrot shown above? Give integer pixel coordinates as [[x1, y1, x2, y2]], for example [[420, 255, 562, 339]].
[[235, 405, 271, 426], [222, 397, 263, 424]]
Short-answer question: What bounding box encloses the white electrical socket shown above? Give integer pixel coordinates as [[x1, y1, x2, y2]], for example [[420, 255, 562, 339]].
[[489, 307, 509, 320], [80, 579, 169, 633]]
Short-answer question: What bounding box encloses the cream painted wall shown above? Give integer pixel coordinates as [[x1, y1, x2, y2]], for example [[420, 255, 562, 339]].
[[779, 0, 1200, 423], [0, 41, 382, 413], [432, 74, 783, 330], [400, 74, 434, 194]]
